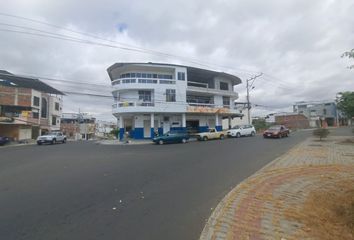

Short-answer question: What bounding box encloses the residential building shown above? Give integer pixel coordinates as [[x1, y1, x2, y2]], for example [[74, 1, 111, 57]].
[[95, 120, 116, 138], [107, 62, 243, 140], [0, 70, 63, 141], [60, 113, 96, 140], [293, 101, 338, 127]]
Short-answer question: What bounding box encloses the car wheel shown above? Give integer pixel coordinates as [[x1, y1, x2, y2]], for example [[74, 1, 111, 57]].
[[52, 139, 56, 144], [63, 138, 66, 143], [203, 136, 208, 141], [220, 134, 225, 140], [181, 138, 187, 143], [158, 140, 164, 145], [236, 132, 241, 138], [251, 131, 256, 136], [37, 142, 42, 145], [278, 134, 282, 139]]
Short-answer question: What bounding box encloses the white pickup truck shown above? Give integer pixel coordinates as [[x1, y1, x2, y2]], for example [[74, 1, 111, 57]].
[[37, 132, 67, 145], [196, 128, 226, 141]]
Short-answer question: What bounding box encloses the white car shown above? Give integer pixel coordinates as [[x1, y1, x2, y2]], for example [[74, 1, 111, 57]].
[[227, 125, 256, 138], [37, 132, 67, 145]]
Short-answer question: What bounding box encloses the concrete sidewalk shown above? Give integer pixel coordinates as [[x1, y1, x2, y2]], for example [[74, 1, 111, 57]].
[[200, 136, 354, 240]]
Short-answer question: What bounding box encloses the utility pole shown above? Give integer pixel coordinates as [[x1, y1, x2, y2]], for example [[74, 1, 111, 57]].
[[246, 73, 263, 124]]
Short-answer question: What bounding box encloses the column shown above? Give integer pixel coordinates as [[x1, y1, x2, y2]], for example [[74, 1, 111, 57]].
[[119, 116, 124, 141], [150, 113, 155, 138], [228, 116, 232, 129], [182, 113, 186, 132], [215, 114, 222, 131]]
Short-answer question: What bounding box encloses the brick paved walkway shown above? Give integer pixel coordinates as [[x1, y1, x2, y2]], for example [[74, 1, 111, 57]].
[[200, 136, 354, 240]]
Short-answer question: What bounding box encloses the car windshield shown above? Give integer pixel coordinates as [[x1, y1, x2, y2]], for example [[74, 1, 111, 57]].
[[232, 126, 240, 129], [269, 126, 281, 130]]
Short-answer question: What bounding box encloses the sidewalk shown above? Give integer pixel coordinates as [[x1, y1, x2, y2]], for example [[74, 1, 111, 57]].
[[200, 136, 354, 240], [97, 139, 153, 145]]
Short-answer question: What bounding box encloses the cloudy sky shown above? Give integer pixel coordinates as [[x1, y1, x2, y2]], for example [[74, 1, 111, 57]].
[[0, 0, 353, 121]]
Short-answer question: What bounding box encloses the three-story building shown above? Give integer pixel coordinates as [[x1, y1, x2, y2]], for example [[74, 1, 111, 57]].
[[107, 63, 243, 140]]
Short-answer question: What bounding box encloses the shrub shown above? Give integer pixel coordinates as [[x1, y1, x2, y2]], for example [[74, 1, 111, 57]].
[[313, 128, 330, 141]]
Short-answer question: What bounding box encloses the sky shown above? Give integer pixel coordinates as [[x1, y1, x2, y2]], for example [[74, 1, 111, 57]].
[[0, 0, 353, 121]]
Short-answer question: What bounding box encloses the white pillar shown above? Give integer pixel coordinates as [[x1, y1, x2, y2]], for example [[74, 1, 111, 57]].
[[182, 113, 186, 128], [216, 114, 219, 126], [228, 116, 232, 129], [119, 116, 124, 129], [150, 113, 154, 128]]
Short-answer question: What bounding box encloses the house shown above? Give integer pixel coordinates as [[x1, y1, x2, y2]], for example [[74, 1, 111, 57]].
[[95, 120, 116, 138], [293, 101, 338, 127], [60, 113, 96, 140], [107, 62, 243, 140], [0, 70, 63, 141]]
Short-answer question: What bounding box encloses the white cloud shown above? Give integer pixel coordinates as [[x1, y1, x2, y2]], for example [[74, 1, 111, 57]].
[[0, 0, 353, 120]]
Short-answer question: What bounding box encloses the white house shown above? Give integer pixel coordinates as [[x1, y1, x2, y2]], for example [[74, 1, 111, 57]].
[[107, 62, 243, 140]]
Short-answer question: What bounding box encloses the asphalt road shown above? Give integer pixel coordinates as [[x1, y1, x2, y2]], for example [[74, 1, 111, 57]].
[[0, 130, 316, 240]]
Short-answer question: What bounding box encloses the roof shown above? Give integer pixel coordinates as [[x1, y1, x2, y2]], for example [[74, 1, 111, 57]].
[[0, 70, 63, 95], [107, 62, 242, 85]]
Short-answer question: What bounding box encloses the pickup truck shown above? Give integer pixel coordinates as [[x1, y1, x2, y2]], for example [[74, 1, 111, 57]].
[[37, 132, 67, 145], [196, 128, 226, 141]]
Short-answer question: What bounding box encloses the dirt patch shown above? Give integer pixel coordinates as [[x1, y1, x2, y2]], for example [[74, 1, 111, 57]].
[[337, 138, 354, 145], [286, 178, 354, 239]]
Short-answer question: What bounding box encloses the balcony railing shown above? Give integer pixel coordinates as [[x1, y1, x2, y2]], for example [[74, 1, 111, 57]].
[[112, 101, 155, 108], [112, 78, 176, 86]]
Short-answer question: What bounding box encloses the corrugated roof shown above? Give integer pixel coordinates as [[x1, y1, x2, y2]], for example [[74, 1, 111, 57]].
[[0, 70, 64, 95]]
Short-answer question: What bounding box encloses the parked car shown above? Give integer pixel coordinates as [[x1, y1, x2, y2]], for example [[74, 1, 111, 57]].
[[263, 125, 289, 138], [153, 132, 190, 145], [227, 125, 256, 138], [37, 132, 67, 145], [0, 136, 10, 146], [195, 128, 226, 141]]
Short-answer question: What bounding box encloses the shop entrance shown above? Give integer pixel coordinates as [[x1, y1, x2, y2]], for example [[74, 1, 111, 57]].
[[186, 120, 199, 133]]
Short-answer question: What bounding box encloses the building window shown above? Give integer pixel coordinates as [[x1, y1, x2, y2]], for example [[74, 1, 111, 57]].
[[41, 98, 48, 118], [166, 89, 176, 102], [323, 109, 327, 115], [138, 90, 152, 102], [52, 116, 57, 125], [55, 102, 59, 111], [177, 72, 185, 80], [223, 96, 230, 107], [33, 112, 39, 119], [33, 96, 40, 106], [220, 82, 229, 90]]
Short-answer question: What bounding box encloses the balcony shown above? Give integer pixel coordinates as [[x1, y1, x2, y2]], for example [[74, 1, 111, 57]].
[[187, 81, 238, 97], [112, 101, 155, 108], [112, 78, 176, 87]]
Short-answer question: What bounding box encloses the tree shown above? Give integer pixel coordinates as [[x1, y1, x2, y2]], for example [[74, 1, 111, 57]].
[[313, 128, 330, 141], [336, 92, 354, 119], [252, 118, 268, 131], [342, 49, 354, 69]]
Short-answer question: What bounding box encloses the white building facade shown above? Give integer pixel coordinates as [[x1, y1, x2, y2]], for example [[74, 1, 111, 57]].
[[107, 63, 243, 140]]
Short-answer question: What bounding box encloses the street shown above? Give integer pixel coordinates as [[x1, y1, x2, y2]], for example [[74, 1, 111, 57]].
[[1, 131, 312, 240]]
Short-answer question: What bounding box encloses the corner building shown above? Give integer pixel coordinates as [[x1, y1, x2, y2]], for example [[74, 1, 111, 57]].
[[107, 63, 243, 140]]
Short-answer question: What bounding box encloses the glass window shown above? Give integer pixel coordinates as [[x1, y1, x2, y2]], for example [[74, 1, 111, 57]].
[[131, 73, 136, 78], [142, 73, 147, 78], [153, 74, 158, 78], [33, 112, 39, 119], [137, 73, 141, 78], [223, 96, 230, 106], [147, 73, 152, 78], [33, 96, 40, 106], [220, 82, 229, 90], [55, 102, 59, 111], [138, 90, 152, 102], [166, 89, 176, 102], [41, 98, 47, 118], [177, 72, 185, 80], [52, 116, 57, 125]]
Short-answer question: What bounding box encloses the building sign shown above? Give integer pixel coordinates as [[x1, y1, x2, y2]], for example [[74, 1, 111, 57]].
[[187, 106, 230, 114]]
